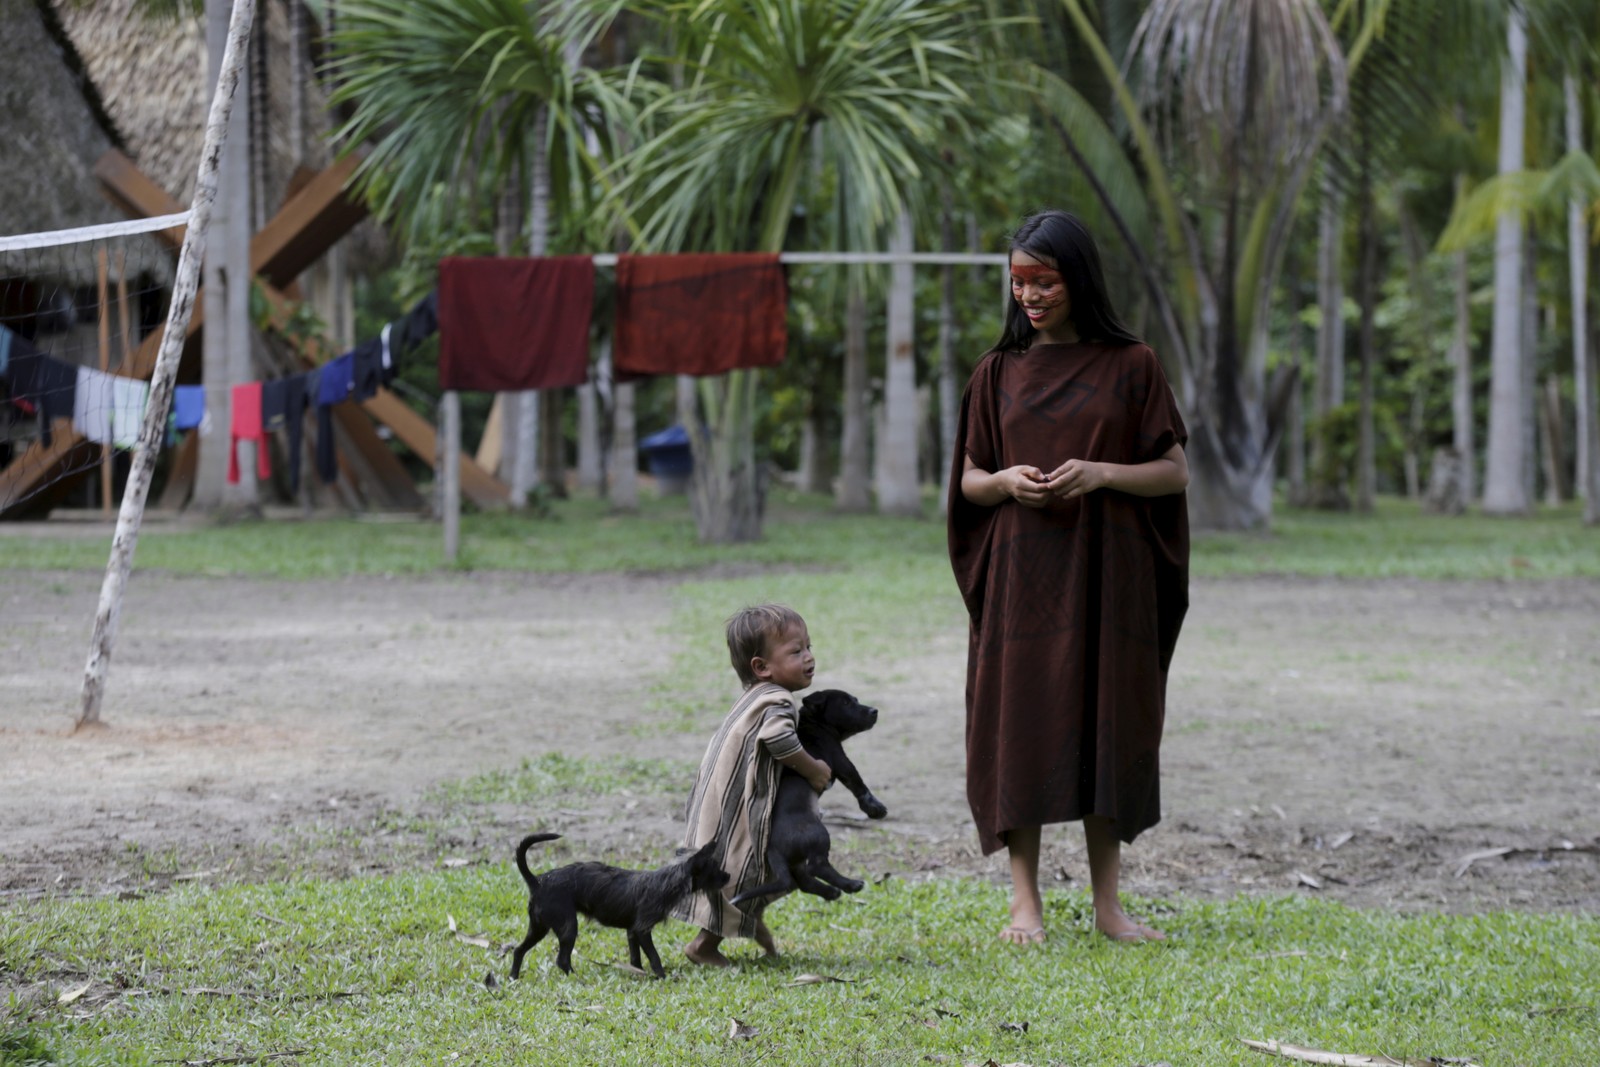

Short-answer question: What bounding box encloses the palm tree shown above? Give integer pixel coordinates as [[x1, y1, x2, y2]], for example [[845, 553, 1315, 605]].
[[1483, 1, 1532, 514], [605, 0, 994, 541], [326, 0, 629, 506], [1046, 0, 1347, 529]]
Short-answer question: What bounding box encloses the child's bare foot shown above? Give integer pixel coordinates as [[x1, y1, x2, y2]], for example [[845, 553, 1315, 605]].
[[684, 932, 732, 967], [1094, 907, 1165, 944], [999, 924, 1047, 945], [754, 921, 780, 958]]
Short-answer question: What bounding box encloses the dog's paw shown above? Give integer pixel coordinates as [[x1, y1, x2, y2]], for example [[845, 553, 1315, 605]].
[[859, 794, 888, 820]]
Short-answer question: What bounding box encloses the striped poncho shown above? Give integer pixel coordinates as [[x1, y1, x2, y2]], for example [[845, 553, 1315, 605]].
[[672, 682, 803, 939]]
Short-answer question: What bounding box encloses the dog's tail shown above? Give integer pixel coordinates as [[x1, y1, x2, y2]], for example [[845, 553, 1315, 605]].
[[514, 832, 562, 890]]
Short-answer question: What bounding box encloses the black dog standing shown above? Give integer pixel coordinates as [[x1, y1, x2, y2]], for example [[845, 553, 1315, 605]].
[[509, 834, 730, 979], [731, 689, 887, 907]]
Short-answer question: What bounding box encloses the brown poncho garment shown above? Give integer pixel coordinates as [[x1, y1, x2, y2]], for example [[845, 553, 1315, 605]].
[[947, 342, 1189, 853]]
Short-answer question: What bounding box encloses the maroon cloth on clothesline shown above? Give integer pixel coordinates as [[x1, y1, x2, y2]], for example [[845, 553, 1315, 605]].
[[613, 253, 787, 380], [437, 256, 594, 391]]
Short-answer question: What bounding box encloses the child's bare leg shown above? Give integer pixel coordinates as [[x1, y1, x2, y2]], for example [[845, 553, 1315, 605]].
[[753, 918, 779, 958], [683, 929, 731, 966], [1084, 815, 1164, 942], [1000, 825, 1046, 944]]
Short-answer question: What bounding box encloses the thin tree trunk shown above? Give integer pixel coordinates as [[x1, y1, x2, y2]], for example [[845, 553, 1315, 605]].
[[511, 105, 551, 507], [836, 285, 870, 512], [1522, 229, 1539, 502], [1483, 3, 1530, 514], [289, 0, 305, 162], [937, 199, 958, 518], [1286, 287, 1306, 502], [577, 380, 601, 491], [81, 0, 255, 727], [879, 211, 920, 516], [608, 336, 638, 512], [1449, 179, 1476, 504], [1540, 374, 1568, 504], [1310, 173, 1346, 508], [1355, 167, 1377, 514], [494, 155, 523, 491], [1566, 74, 1596, 513]]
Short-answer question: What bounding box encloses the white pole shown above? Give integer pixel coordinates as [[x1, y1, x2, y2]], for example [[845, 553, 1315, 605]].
[[79, 0, 257, 729]]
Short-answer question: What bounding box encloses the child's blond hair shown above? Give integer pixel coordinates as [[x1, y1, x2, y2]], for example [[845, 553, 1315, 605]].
[[726, 604, 806, 687]]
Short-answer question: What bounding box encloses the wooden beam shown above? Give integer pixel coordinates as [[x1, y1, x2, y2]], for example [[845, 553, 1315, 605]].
[[92, 149, 188, 252], [250, 153, 367, 286], [364, 389, 509, 507]]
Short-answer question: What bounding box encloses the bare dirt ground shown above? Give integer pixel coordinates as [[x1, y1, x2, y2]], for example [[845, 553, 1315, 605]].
[[4, 563, 1598, 915]]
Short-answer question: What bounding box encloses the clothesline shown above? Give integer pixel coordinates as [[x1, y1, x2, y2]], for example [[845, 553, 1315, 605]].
[[588, 252, 1010, 267]]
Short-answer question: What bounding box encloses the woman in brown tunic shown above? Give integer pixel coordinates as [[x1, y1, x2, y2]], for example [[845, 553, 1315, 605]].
[[947, 210, 1189, 944]]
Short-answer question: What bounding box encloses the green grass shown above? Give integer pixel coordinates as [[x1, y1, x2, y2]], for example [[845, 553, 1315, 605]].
[[4, 872, 1597, 1066], [3, 490, 1596, 580]]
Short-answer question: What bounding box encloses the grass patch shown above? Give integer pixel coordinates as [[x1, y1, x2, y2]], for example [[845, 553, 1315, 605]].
[[4, 490, 1596, 580], [425, 753, 693, 809], [3, 873, 1596, 1066]]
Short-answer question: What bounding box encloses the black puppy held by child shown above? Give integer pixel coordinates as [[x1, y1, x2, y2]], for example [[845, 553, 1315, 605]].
[[509, 833, 730, 979], [730, 689, 887, 907]]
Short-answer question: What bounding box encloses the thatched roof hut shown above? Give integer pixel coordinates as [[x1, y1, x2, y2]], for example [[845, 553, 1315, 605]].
[[0, 0, 169, 288]]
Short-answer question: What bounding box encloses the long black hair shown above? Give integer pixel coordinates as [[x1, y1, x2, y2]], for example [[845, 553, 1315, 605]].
[[993, 209, 1141, 351]]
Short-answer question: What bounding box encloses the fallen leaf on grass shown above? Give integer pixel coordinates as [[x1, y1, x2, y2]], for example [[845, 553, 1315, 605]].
[[998, 1020, 1029, 1033], [728, 1018, 758, 1040], [58, 981, 91, 1005], [445, 914, 492, 949], [440, 857, 470, 869], [605, 960, 649, 976], [1241, 1038, 1482, 1066], [787, 973, 852, 985]]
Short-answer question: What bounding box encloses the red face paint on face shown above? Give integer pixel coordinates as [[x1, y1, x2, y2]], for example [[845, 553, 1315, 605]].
[[1009, 264, 1061, 286]]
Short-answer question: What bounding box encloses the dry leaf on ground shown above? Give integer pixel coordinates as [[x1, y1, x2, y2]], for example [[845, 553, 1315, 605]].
[[728, 1018, 758, 1040], [1242, 1037, 1482, 1066]]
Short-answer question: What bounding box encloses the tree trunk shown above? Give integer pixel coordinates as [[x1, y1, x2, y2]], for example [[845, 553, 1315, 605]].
[[609, 368, 639, 513], [1539, 374, 1568, 504], [1483, 4, 1530, 514], [510, 105, 550, 507], [687, 369, 763, 542], [195, 0, 238, 512], [937, 201, 958, 518], [540, 388, 565, 497], [1449, 182, 1476, 504], [836, 285, 871, 512], [879, 211, 920, 516], [1286, 288, 1306, 503], [577, 380, 601, 491], [1308, 173, 1347, 509], [1355, 168, 1377, 513], [1566, 74, 1596, 514], [1522, 228, 1539, 502], [797, 410, 827, 494]]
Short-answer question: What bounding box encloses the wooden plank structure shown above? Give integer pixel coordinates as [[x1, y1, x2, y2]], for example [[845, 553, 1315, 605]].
[[1, 150, 508, 517]]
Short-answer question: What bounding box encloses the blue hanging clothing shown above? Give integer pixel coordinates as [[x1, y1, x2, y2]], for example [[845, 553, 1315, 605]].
[[315, 353, 355, 485], [173, 385, 206, 431]]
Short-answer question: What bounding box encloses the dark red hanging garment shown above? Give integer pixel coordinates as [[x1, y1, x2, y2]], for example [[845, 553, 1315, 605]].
[[613, 254, 787, 380], [437, 256, 595, 391]]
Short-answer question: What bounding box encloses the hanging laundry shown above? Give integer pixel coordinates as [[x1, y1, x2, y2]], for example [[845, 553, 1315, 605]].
[[109, 375, 147, 448], [5, 343, 77, 447], [613, 253, 787, 381], [314, 353, 355, 485], [0, 322, 16, 377], [263, 372, 315, 494], [350, 335, 388, 400], [392, 290, 439, 362], [73, 365, 116, 445], [173, 385, 206, 432], [227, 380, 271, 484], [438, 257, 594, 391]]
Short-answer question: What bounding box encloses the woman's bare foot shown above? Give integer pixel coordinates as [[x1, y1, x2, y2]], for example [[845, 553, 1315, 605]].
[[683, 931, 732, 967], [999, 924, 1047, 945], [754, 920, 780, 958], [1094, 907, 1165, 944], [1000, 893, 1046, 945]]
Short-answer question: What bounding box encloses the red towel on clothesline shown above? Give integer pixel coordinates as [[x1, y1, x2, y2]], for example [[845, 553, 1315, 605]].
[[613, 253, 788, 381], [227, 381, 271, 484], [438, 256, 595, 391]]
